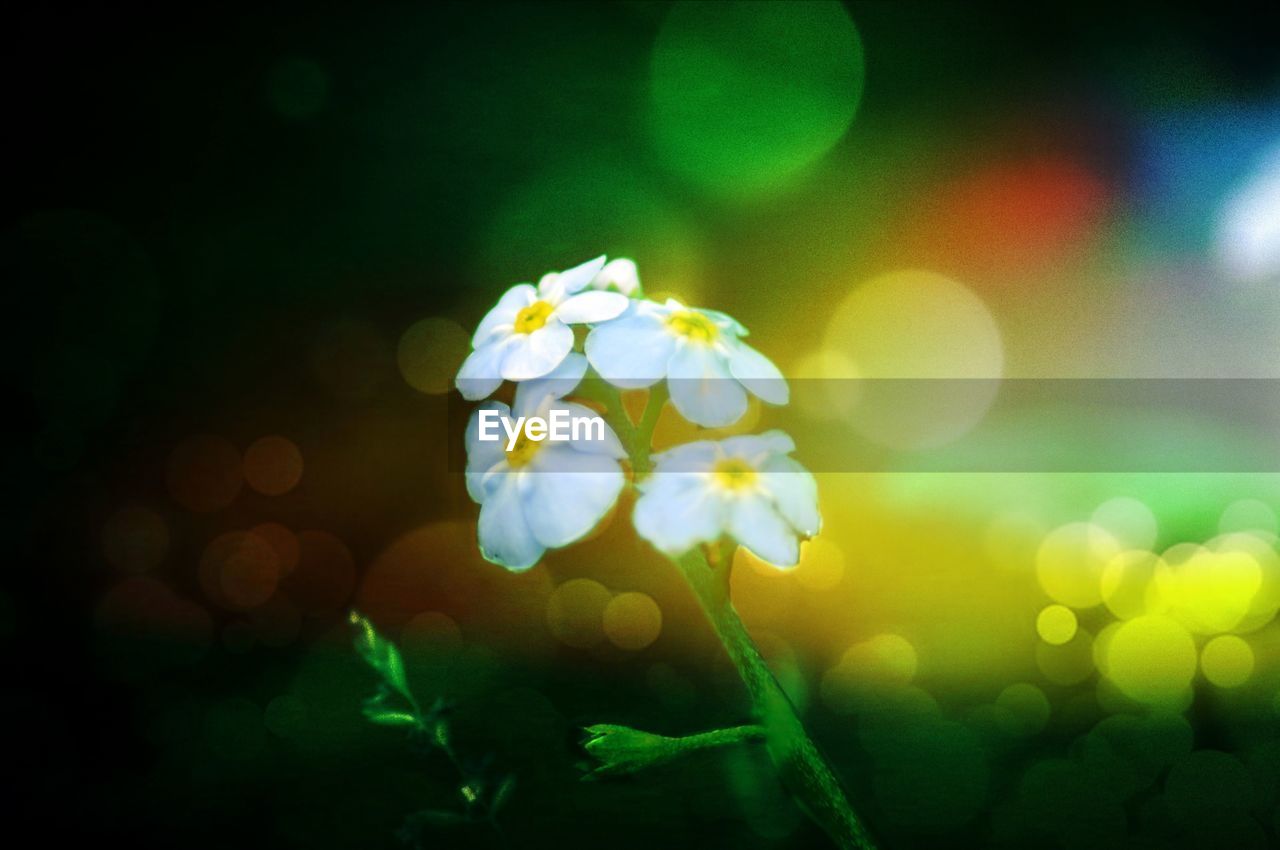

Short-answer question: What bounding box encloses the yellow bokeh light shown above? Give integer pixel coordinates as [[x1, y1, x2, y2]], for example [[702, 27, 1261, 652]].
[[823, 269, 1003, 450], [397, 317, 472, 394], [819, 633, 918, 715], [843, 633, 918, 683], [1036, 522, 1120, 608], [790, 348, 861, 422], [545, 579, 611, 649], [602, 592, 663, 651], [1210, 532, 1280, 632], [1104, 615, 1197, 706], [1200, 635, 1254, 688], [795, 538, 845, 592], [1036, 604, 1077, 645], [1161, 547, 1261, 634], [1100, 550, 1169, 620]]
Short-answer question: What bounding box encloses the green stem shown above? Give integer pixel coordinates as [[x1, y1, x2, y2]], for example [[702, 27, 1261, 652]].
[[677, 723, 765, 750], [584, 379, 874, 848], [676, 549, 875, 850]]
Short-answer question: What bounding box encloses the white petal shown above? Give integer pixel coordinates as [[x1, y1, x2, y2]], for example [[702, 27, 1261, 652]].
[[465, 401, 511, 502], [650, 439, 719, 473], [584, 310, 676, 389], [472, 284, 536, 348], [720, 430, 796, 464], [728, 340, 789, 405], [477, 475, 545, 571], [522, 445, 624, 548], [499, 319, 574, 381], [555, 290, 629, 324], [634, 473, 725, 556], [700, 308, 748, 337], [728, 494, 799, 568], [559, 400, 626, 458], [513, 352, 588, 414], [667, 342, 748, 428], [760, 455, 821, 537], [592, 258, 640, 295], [555, 255, 607, 296], [456, 338, 511, 400]]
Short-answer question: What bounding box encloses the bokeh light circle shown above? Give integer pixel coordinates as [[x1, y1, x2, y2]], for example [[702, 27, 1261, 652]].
[[823, 270, 1003, 450], [647, 0, 864, 196], [401, 611, 463, 656], [1036, 604, 1078, 645], [166, 435, 243, 513], [821, 634, 918, 714], [545, 579, 611, 649], [1091, 497, 1158, 551], [1100, 550, 1168, 620], [602, 592, 663, 651], [243, 436, 303, 496], [1036, 522, 1120, 609], [1104, 614, 1197, 707], [1200, 635, 1254, 688], [200, 530, 281, 610], [1219, 498, 1278, 536], [995, 683, 1051, 736], [397, 317, 470, 394]]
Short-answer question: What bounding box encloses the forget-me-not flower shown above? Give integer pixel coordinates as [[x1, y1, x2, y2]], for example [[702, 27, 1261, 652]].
[[456, 256, 629, 400], [585, 298, 787, 427], [465, 354, 626, 571], [633, 431, 819, 567]]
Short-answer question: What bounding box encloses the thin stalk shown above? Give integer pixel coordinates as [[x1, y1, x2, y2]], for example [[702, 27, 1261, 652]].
[[676, 548, 875, 850], [596, 384, 875, 850]]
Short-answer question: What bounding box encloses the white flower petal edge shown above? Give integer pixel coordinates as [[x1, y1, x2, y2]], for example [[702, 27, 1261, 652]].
[[589, 258, 641, 296], [463, 383, 625, 571], [455, 256, 624, 400], [584, 297, 788, 426], [633, 430, 819, 568], [584, 302, 674, 388], [457, 338, 513, 401]]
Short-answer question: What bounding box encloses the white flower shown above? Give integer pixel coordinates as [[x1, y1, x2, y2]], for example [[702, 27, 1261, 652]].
[[633, 431, 819, 567], [465, 354, 626, 571], [585, 298, 787, 427], [588, 258, 641, 296], [456, 256, 629, 400]]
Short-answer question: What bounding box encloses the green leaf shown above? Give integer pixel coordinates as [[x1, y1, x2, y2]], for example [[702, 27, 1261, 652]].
[[363, 708, 419, 727], [432, 718, 451, 750], [490, 774, 516, 816], [350, 611, 414, 704]]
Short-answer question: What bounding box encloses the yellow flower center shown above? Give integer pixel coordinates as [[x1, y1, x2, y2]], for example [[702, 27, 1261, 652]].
[[513, 300, 554, 334], [713, 458, 758, 491], [505, 428, 543, 468], [666, 310, 719, 344]]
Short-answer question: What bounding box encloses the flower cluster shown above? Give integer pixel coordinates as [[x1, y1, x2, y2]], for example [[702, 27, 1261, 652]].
[[455, 256, 820, 571]]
